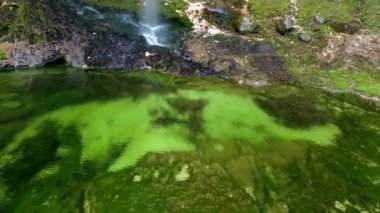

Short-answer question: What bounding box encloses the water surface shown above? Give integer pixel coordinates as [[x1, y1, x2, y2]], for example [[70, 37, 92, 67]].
[[0, 68, 379, 212]]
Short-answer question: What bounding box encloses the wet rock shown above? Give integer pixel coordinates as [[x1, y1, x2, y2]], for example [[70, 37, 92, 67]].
[[320, 32, 380, 70], [11, 42, 63, 68], [0, 36, 86, 70], [237, 17, 258, 34], [299, 31, 312, 42], [274, 16, 296, 35], [84, 32, 140, 70]]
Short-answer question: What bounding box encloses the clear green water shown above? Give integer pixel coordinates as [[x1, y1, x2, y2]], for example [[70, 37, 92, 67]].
[[0, 68, 379, 212]]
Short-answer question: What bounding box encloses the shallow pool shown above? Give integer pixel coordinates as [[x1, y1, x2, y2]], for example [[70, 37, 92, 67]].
[[0, 68, 379, 212]]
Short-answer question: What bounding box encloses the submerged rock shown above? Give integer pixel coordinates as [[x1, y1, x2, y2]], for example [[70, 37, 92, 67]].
[[175, 164, 190, 181]]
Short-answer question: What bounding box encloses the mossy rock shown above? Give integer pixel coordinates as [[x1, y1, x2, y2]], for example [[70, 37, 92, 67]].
[[1, 0, 89, 42]]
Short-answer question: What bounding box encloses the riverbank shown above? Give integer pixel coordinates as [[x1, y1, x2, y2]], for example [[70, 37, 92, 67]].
[[0, 0, 379, 99]]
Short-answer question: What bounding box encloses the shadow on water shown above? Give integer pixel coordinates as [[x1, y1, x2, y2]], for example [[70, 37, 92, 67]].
[[0, 67, 379, 212]]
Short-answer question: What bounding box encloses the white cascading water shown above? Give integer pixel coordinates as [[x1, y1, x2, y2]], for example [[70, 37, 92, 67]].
[[69, 0, 170, 47], [77, 6, 105, 19], [140, 0, 170, 47]]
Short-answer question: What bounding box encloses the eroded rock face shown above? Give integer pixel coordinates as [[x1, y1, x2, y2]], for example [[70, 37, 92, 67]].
[[182, 35, 293, 82], [0, 34, 86, 69], [84, 33, 140, 70], [320, 32, 380, 70]]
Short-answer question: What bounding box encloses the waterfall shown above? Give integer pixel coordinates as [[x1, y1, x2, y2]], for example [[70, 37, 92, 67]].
[[140, 0, 170, 47], [69, 0, 170, 47]]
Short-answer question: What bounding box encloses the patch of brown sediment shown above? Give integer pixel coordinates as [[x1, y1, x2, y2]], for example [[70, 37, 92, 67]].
[[182, 35, 293, 83], [255, 94, 331, 128]]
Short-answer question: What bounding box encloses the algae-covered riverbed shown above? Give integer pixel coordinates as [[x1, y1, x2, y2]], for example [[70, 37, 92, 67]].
[[0, 68, 379, 212]]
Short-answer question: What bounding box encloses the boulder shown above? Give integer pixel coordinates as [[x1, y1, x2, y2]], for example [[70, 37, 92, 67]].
[[313, 15, 325, 25], [274, 16, 296, 35], [0, 35, 86, 70], [320, 31, 380, 70], [299, 31, 312, 42], [237, 17, 258, 34]]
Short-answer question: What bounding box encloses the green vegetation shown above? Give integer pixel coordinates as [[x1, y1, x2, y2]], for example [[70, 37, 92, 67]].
[[0, 70, 379, 212], [321, 68, 380, 96], [8, 86, 339, 173], [82, 0, 139, 11], [0, 51, 6, 60], [249, 0, 289, 18], [360, 0, 380, 32], [297, 0, 357, 26]]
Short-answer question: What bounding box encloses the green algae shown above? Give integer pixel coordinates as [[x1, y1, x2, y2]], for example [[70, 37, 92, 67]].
[[323, 69, 380, 96], [360, 0, 380, 33], [178, 90, 340, 145], [10, 95, 194, 172], [1, 70, 379, 212], [0, 182, 6, 206], [9, 87, 340, 173]]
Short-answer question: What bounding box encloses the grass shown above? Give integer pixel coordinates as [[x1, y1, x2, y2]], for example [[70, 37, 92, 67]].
[[322, 68, 380, 97], [249, 0, 289, 18], [82, 0, 139, 11], [360, 0, 380, 33], [298, 0, 358, 25]]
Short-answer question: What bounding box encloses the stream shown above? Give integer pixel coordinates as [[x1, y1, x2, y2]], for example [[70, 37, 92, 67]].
[[0, 67, 379, 212]]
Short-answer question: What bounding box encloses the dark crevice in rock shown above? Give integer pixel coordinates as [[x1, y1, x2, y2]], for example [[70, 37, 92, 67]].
[[43, 57, 67, 67]]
